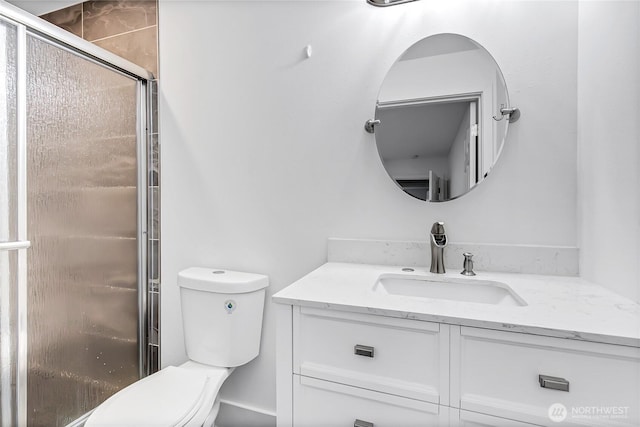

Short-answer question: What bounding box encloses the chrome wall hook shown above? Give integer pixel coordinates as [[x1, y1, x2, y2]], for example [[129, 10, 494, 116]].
[[493, 106, 520, 123], [364, 119, 381, 133]]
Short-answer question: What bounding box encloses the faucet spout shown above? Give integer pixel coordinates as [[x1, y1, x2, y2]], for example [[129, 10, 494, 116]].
[[430, 222, 447, 274]]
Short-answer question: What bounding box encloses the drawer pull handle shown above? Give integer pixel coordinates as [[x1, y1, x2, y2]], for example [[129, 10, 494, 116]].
[[354, 344, 375, 358], [354, 420, 374, 427], [539, 374, 570, 392]]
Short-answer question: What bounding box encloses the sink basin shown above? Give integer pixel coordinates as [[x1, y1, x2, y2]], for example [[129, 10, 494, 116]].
[[373, 274, 527, 307]]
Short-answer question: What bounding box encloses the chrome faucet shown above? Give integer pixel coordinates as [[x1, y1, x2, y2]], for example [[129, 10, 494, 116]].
[[430, 222, 447, 274]]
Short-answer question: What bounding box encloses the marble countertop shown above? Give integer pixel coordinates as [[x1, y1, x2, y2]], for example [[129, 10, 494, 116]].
[[272, 262, 640, 347]]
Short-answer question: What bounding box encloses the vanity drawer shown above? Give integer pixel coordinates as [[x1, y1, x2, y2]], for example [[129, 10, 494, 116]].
[[294, 307, 448, 404], [453, 327, 640, 426], [453, 408, 542, 427], [293, 374, 447, 427]]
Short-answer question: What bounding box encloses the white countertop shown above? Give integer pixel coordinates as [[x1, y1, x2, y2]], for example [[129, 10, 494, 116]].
[[272, 262, 640, 347]]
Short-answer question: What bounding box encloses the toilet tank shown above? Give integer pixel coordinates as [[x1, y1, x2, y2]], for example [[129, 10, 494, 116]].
[[178, 267, 269, 367]]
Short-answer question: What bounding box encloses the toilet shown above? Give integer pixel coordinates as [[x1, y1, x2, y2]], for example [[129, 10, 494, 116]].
[[85, 267, 269, 427]]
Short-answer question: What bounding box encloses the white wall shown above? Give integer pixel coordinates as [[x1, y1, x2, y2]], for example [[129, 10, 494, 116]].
[[379, 48, 494, 102], [577, 0, 640, 303], [159, 0, 578, 418]]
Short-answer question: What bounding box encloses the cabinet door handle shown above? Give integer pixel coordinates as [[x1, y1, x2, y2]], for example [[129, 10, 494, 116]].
[[354, 344, 375, 358], [539, 374, 570, 392], [354, 419, 374, 427]]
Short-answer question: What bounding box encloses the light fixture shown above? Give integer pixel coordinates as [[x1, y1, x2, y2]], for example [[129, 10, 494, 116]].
[[367, 0, 419, 7]]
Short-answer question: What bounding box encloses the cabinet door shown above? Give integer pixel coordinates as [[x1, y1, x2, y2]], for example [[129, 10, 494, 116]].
[[293, 374, 448, 427], [294, 307, 449, 405], [451, 327, 640, 426]]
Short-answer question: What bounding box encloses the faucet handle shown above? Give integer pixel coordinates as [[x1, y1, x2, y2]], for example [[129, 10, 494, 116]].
[[461, 252, 476, 276], [430, 221, 447, 248], [430, 221, 446, 235]]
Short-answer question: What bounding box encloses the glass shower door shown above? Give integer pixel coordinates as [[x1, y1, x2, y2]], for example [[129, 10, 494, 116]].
[[26, 35, 141, 426]]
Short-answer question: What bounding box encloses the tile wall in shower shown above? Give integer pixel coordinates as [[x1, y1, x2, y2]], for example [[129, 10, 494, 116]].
[[41, 0, 158, 77]]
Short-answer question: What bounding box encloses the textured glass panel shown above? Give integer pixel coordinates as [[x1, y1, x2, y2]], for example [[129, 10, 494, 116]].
[[0, 250, 19, 426], [0, 21, 18, 243], [26, 36, 139, 426]]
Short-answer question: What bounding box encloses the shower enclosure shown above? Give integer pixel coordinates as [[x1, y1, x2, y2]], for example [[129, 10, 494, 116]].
[[0, 2, 158, 425]]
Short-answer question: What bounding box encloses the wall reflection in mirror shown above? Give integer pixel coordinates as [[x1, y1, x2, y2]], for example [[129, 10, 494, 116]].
[[374, 34, 511, 201]]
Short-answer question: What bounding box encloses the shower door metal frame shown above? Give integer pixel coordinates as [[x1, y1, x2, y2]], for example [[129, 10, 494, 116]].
[[0, 14, 29, 427], [0, 1, 156, 425]]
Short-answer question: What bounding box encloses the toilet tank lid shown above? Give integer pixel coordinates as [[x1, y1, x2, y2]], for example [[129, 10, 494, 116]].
[[178, 267, 269, 294]]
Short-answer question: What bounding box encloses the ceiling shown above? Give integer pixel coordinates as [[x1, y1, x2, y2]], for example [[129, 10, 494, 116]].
[[400, 34, 479, 62], [5, 1, 80, 16], [376, 101, 470, 160]]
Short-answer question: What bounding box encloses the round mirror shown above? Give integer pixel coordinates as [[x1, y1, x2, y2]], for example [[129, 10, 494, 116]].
[[374, 34, 511, 202]]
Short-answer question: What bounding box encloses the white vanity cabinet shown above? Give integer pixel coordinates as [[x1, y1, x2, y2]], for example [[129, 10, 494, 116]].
[[288, 306, 450, 426], [294, 307, 450, 404], [276, 305, 640, 427], [452, 408, 540, 426], [451, 327, 640, 426], [293, 375, 446, 427]]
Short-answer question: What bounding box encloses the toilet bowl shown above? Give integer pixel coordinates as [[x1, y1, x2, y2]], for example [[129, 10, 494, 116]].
[[85, 268, 268, 427]]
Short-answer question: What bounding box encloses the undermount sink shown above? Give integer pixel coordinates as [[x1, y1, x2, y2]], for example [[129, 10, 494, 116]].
[[373, 274, 527, 307]]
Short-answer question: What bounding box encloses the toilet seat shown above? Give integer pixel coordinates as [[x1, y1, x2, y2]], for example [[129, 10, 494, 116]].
[[86, 365, 230, 427]]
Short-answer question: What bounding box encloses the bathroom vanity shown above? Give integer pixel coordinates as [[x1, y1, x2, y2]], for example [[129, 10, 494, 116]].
[[273, 263, 640, 427]]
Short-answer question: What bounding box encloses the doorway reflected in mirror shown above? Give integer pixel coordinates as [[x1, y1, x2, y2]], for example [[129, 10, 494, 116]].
[[374, 34, 511, 201]]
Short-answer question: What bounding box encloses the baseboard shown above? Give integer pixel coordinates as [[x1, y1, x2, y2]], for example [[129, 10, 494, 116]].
[[216, 399, 276, 427]]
